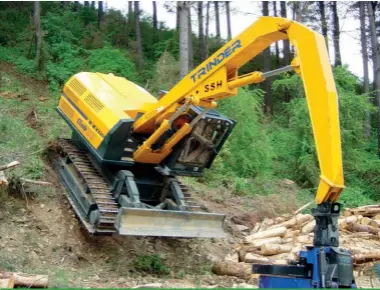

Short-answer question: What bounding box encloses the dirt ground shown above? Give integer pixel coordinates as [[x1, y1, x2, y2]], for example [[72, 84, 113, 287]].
[[1, 158, 286, 288]]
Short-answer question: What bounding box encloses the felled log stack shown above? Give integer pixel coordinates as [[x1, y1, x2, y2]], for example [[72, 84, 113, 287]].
[[0, 272, 48, 288], [214, 204, 380, 279]]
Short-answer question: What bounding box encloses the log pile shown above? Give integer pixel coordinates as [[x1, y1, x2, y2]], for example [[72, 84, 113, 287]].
[[213, 204, 380, 279], [0, 272, 48, 288]]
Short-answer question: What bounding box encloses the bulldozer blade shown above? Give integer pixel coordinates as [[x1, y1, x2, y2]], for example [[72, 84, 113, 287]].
[[116, 208, 226, 238]]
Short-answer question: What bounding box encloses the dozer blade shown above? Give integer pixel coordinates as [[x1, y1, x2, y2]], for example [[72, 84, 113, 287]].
[[116, 208, 226, 238]]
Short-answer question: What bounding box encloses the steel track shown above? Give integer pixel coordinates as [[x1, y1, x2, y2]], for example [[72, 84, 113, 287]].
[[56, 138, 118, 235]]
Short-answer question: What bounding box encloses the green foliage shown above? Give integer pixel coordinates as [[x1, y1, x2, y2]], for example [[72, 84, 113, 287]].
[[87, 46, 138, 82], [269, 66, 378, 206], [134, 254, 169, 275], [148, 51, 179, 94], [203, 88, 277, 195], [204, 66, 379, 207], [0, 72, 67, 181], [46, 42, 86, 88]]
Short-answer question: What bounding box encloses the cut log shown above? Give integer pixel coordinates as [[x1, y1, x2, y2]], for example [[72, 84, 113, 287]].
[[251, 222, 261, 234], [244, 253, 270, 263], [225, 252, 239, 263], [212, 261, 251, 278], [20, 178, 52, 186], [374, 213, 380, 220], [261, 244, 293, 256], [274, 259, 288, 265], [262, 217, 275, 227], [0, 161, 20, 171], [282, 237, 293, 244], [238, 245, 261, 262], [301, 220, 316, 234], [268, 214, 312, 230], [351, 208, 380, 217], [355, 204, 380, 210], [343, 209, 353, 217], [293, 201, 313, 215], [258, 218, 275, 232], [354, 253, 380, 264], [0, 275, 14, 289], [345, 222, 380, 235], [245, 226, 287, 243], [339, 216, 358, 229], [296, 235, 312, 244], [370, 219, 380, 228], [347, 246, 371, 255], [360, 217, 372, 225], [0, 273, 47, 288], [247, 236, 283, 248], [283, 229, 300, 239], [291, 245, 302, 254], [274, 217, 286, 224]]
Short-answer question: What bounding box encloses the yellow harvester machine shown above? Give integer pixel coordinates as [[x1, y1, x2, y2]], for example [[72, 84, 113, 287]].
[[54, 17, 344, 240]]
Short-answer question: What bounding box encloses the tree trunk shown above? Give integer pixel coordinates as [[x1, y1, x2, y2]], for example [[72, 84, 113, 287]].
[[98, 1, 104, 28], [280, 1, 290, 65], [179, 1, 189, 78], [226, 1, 232, 41], [128, 1, 133, 26], [318, 1, 329, 52], [188, 6, 194, 70], [292, 2, 301, 22], [134, 1, 143, 70], [91, 1, 95, 9], [273, 1, 280, 67], [34, 1, 43, 72], [331, 2, 342, 66], [205, 1, 210, 58], [153, 1, 158, 31], [176, 2, 180, 30], [214, 1, 221, 45], [368, 2, 380, 156], [360, 2, 371, 139], [262, 1, 272, 115], [73, 1, 79, 12], [198, 2, 206, 62], [84, 1, 89, 8]]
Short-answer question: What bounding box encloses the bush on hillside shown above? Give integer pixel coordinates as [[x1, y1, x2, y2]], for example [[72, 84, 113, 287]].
[[87, 46, 138, 82]]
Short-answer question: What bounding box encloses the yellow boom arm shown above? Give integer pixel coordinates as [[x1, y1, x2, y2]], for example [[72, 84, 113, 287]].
[[131, 17, 344, 204]]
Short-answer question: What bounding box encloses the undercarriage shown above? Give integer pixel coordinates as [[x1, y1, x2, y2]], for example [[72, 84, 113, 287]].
[[53, 139, 226, 238]]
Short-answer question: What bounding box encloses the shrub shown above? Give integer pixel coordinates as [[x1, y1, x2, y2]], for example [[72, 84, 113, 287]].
[[87, 46, 138, 82], [134, 254, 169, 275]]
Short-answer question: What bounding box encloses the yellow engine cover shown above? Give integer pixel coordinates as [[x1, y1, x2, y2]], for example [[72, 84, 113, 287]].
[[58, 72, 157, 149]]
